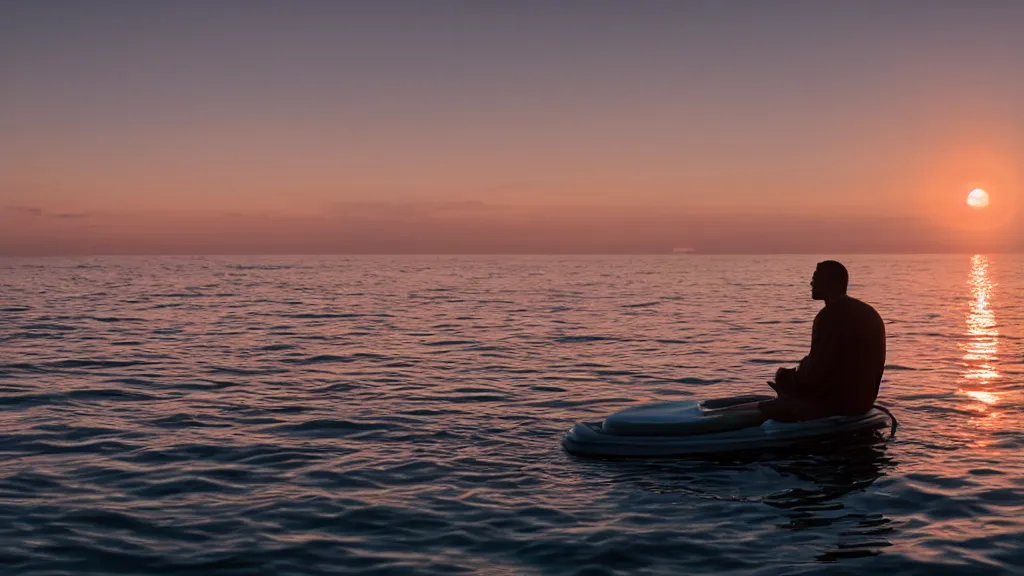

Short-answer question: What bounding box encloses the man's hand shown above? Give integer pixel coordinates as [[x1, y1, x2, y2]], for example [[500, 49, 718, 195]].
[[772, 367, 797, 394]]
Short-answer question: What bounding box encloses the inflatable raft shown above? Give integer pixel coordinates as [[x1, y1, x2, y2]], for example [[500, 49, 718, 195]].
[[562, 394, 895, 457]]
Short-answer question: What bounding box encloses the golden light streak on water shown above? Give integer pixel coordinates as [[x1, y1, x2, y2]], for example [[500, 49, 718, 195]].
[[956, 255, 1000, 409]]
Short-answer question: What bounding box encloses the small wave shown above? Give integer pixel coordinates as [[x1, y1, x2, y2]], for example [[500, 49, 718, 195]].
[[447, 394, 510, 403], [259, 343, 297, 351], [623, 301, 659, 309], [61, 509, 164, 534], [100, 377, 156, 385], [284, 313, 364, 319], [207, 366, 288, 376], [8, 331, 69, 341], [523, 396, 635, 409], [225, 264, 296, 270], [284, 355, 356, 365], [451, 386, 503, 395], [149, 303, 185, 309], [86, 316, 145, 323], [35, 424, 126, 441], [235, 448, 325, 468], [967, 468, 1005, 477], [530, 385, 566, 392], [149, 413, 231, 429], [401, 408, 471, 416], [464, 345, 503, 353], [0, 392, 61, 406], [673, 377, 725, 385], [17, 438, 142, 455], [407, 392, 511, 403], [423, 340, 476, 347], [21, 323, 78, 331], [0, 362, 45, 372], [271, 418, 393, 435], [555, 335, 617, 343], [816, 543, 890, 562], [66, 388, 158, 402], [48, 359, 153, 369], [136, 476, 244, 498], [301, 469, 383, 490], [595, 369, 639, 377]]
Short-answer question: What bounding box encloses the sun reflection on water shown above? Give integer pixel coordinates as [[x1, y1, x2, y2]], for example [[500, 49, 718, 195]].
[[956, 255, 1000, 409], [962, 390, 998, 405]]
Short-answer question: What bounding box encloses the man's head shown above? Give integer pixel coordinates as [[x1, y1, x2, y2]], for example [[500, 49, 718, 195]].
[[811, 260, 849, 301]]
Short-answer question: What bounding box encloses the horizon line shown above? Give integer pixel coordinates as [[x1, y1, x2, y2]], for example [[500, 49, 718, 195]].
[[1, 251, 1020, 259]]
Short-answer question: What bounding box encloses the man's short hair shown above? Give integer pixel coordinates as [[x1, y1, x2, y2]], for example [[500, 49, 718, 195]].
[[817, 260, 849, 293]]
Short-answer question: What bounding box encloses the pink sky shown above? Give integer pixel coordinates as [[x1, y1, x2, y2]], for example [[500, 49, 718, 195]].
[[1, 2, 1021, 254]]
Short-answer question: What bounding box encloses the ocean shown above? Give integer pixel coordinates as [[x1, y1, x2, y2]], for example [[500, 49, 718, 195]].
[[1, 254, 1021, 575]]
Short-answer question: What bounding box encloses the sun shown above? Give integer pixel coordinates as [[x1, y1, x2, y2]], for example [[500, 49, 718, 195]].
[[967, 188, 990, 209]]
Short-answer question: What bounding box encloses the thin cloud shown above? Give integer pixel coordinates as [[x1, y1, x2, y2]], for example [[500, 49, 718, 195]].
[[2, 206, 44, 218], [333, 200, 507, 218]]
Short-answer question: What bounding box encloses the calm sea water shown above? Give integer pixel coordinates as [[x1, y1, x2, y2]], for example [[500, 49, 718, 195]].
[[0, 255, 1021, 575]]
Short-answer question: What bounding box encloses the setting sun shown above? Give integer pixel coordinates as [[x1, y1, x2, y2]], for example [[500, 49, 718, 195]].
[[967, 188, 990, 208]]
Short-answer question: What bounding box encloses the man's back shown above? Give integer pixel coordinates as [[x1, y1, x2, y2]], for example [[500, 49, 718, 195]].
[[829, 296, 886, 413], [797, 295, 886, 415]]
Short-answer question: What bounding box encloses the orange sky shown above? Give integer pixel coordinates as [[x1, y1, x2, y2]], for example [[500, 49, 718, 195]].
[[1, 2, 1021, 254]]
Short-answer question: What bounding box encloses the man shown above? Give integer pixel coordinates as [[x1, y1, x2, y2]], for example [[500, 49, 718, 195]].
[[757, 260, 887, 422]]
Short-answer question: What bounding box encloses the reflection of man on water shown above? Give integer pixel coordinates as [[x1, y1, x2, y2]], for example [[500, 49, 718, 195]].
[[758, 261, 887, 422]]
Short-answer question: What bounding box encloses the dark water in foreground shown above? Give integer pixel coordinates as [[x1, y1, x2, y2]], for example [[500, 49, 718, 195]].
[[1, 255, 1021, 575]]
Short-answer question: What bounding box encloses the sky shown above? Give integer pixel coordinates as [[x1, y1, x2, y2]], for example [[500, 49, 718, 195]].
[[1, 0, 1022, 254]]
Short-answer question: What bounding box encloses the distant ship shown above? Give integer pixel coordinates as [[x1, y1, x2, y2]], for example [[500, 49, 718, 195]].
[[671, 247, 696, 254]]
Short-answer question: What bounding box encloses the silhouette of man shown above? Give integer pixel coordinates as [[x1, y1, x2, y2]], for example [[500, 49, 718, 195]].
[[758, 261, 886, 422]]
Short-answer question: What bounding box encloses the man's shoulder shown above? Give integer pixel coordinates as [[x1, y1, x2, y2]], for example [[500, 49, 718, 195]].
[[845, 296, 884, 321], [848, 295, 878, 310]]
